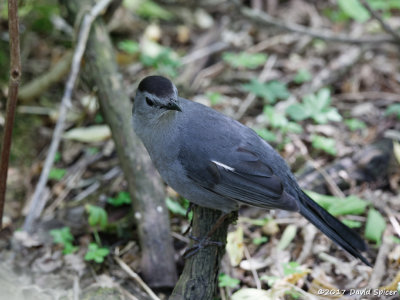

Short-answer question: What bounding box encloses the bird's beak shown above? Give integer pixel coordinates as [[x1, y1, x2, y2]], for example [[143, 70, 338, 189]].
[[165, 102, 182, 112]]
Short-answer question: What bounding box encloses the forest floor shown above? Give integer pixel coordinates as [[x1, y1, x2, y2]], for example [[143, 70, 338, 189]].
[[0, 0, 400, 299]]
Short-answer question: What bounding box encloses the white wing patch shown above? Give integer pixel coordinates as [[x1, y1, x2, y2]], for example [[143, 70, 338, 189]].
[[212, 160, 235, 172]]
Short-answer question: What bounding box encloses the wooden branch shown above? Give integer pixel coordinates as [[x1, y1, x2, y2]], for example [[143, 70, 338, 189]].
[[0, 0, 21, 228], [170, 207, 236, 300], [23, 0, 113, 232], [61, 0, 178, 287], [360, 0, 400, 44], [236, 2, 396, 44]]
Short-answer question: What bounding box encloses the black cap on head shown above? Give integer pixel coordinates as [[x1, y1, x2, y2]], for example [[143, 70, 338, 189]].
[[138, 76, 175, 98]]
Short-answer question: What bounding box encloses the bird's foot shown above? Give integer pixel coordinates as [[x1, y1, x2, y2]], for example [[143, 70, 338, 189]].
[[183, 234, 224, 259]]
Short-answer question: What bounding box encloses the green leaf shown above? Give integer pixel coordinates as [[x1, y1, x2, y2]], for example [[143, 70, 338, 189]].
[[62, 242, 78, 255], [306, 191, 368, 216], [345, 118, 367, 131], [286, 103, 310, 121], [254, 128, 277, 142], [252, 236, 268, 245], [222, 52, 267, 69], [282, 261, 302, 276], [293, 68, 312, 84], [86, 205, 108, 230], [140, 48, 181, 77], [49, 168, 66, 180], [386, 104, 400, 119], [206, 92, 222, 106], [84, 243, 110, 263], [365, 208, 386, 244], [391, 236, 400, 244], [54, 152, 61, 163], [285, 122, 303, 134], [287, 89, 342, 124], [277, 224, 297, 250], [314, 107, 342, 124], [218, 273, 240, 288], [136, 0, 173, 20], [311, 135, 337, 156], [342, 219, 362, 228], [338, 0, 370, 22], [242, 80, 290, 104], [50, 227, 74, 245], [107, 191, 131, 207], [165, 197, 187, 216], [263, 106, 288, 128], [260, 275, 279, 287], [328, 195, 368, 216], [50, 227, 77, 254], [117, 40, 140, 54]]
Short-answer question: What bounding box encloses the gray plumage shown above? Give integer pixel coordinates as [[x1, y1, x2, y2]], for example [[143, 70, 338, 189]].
[[132, 75, 370, 266]]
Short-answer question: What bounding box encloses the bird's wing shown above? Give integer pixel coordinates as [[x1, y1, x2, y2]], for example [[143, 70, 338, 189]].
[[179, 144, 299, 211]]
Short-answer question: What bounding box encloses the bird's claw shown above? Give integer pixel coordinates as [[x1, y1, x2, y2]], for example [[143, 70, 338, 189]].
[[183, 235, 224, 258]]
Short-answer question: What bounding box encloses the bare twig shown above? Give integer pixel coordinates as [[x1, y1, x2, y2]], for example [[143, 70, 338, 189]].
[[0, 0, 21, 228], [236, 2, 395, 44], [368, 230, 391, 289], [308, 157, 346, 198], [235, 54, 277, 120], [181, 41, 228, 65], [243, 246, 261, 290], [114, 256, 160, 300], [297, 47, 362, 97], [22, 0, 113, 232], [359, 0, 400, 44]]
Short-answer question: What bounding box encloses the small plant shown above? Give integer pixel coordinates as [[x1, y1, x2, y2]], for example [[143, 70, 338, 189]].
[[306, 191, 368, 216], [254, 128, 277, 143], [242, 80, 290, 104], [135, 0, 173, 20], [286, 88, 342, 124], [254, 106, 302, 148], [84, 205, 110, 263], [222, 51, 267, 69], [293, 69, 312, 84], [107, 191, 131, 207], [84, 243, 110, 263], [218, 273, 240, 288], [252, 236, 268, 245], [342, 219, 362, 228], [282, 261, 303, 276], [206, 91, 222, 106], [49, 167, 67, 180], [365, 208, 386, 245], [345, 118, 367, 131], [140, 48, 181, 77], [50, 227, 77, 254], [165, 197, 187, 216], [386, 104, 400, 119], [117, 40, 140, 54], [263, 106, 303, 134], [337, 0, 370, 22], [311, 135, 337, 156], [85, 204, 108, 249], [86, 205, 108, 230]]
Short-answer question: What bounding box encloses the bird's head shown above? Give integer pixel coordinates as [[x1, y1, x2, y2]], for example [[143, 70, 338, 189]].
[[132, 76, 182, 123]]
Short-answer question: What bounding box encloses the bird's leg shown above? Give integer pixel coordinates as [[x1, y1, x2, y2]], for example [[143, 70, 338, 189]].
[[183, 212, 230, 258], [182, 202, 194, 236]]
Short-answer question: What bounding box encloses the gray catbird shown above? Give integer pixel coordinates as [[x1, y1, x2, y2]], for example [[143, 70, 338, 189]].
[[132, 75, 370, 266]]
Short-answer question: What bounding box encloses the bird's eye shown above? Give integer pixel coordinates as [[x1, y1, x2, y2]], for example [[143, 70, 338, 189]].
[[146, 97, 154, 106]]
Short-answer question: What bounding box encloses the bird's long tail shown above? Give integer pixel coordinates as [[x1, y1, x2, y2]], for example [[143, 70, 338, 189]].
[[298, 191, 371, 266]]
